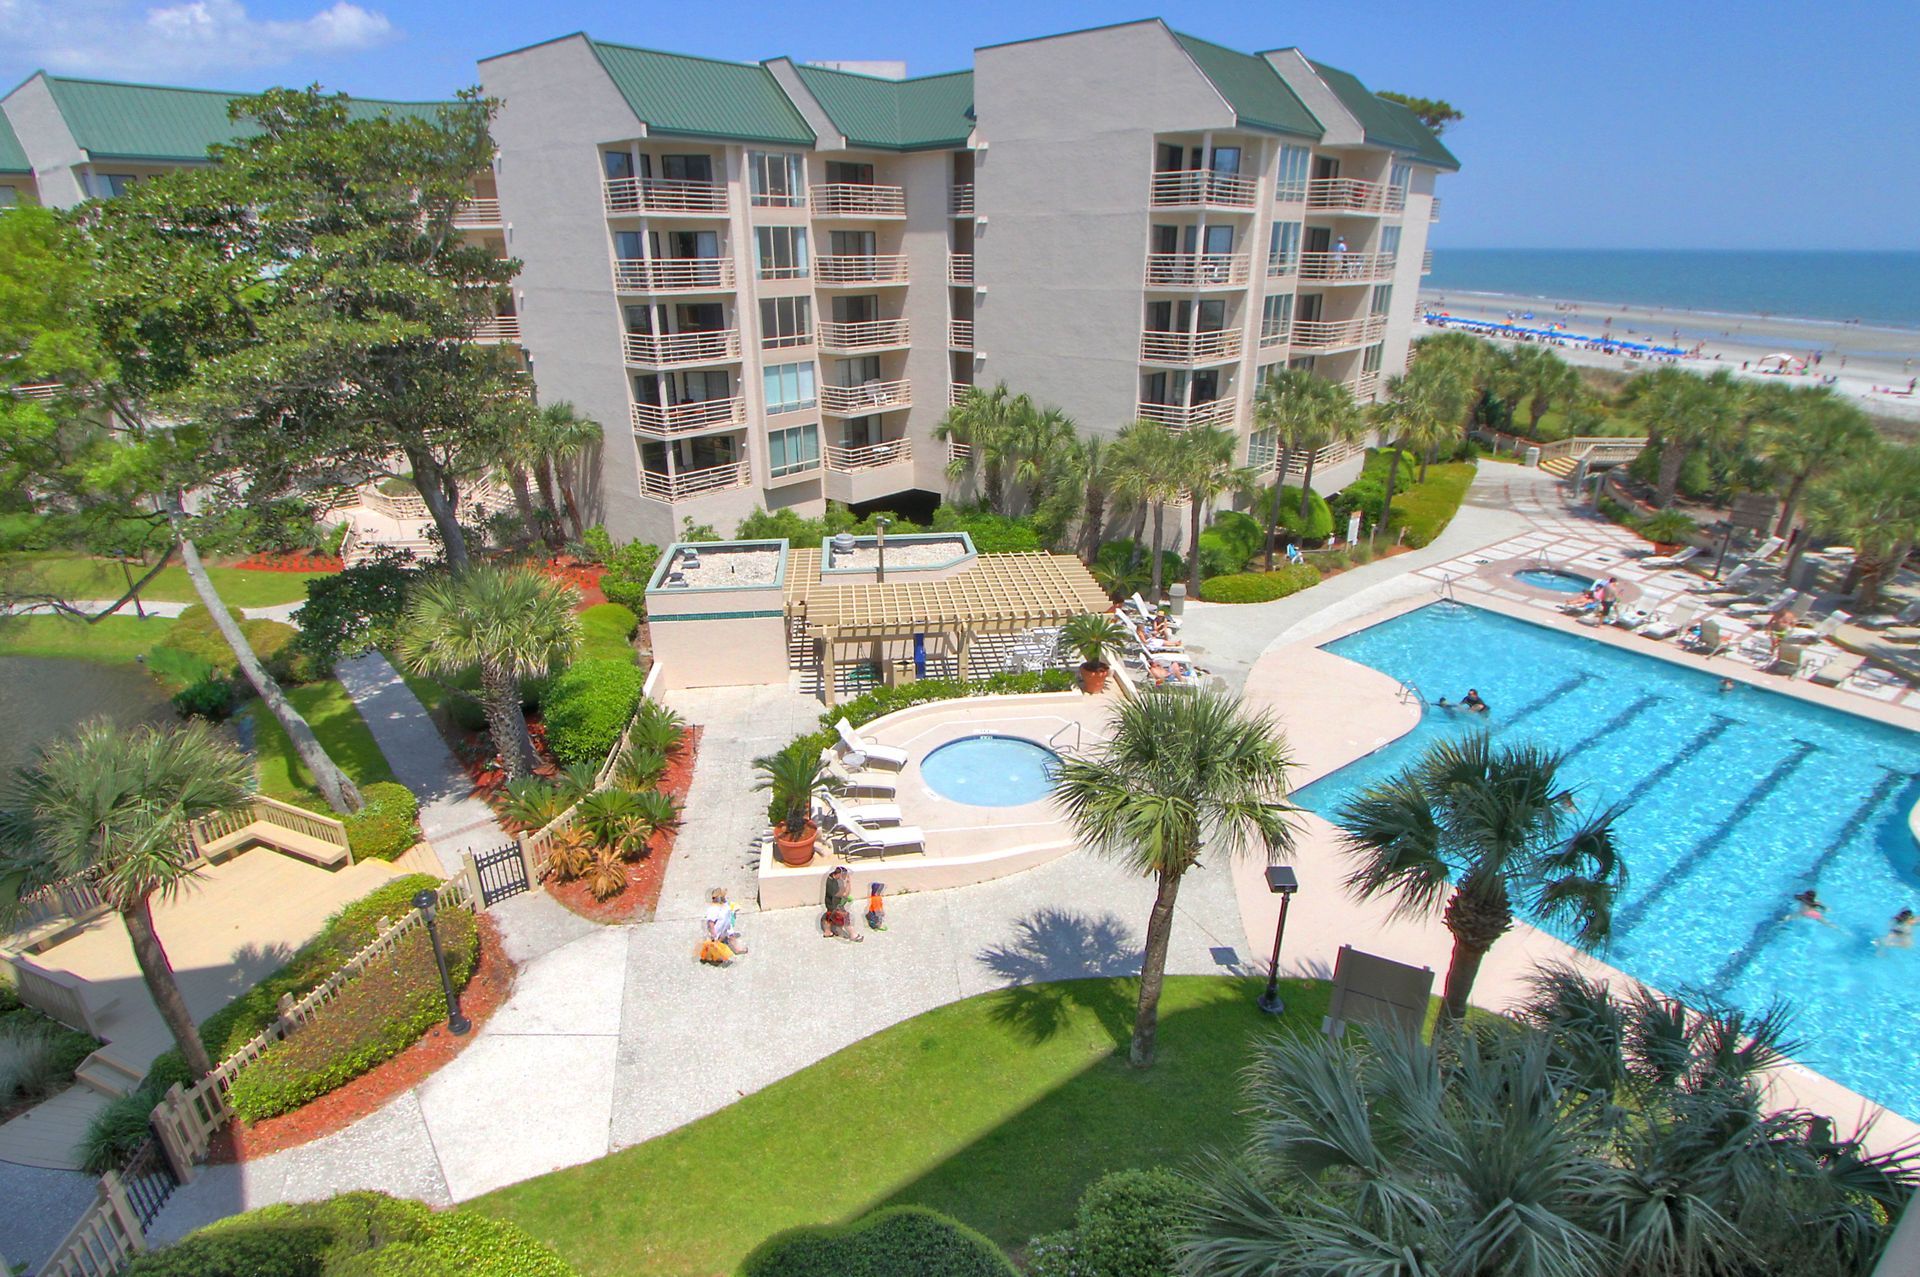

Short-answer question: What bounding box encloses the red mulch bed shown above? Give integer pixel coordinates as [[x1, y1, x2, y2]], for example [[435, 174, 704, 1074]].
[[235, 551, 344, 573], [205, 914, 513, 1163], [539, 557, 607, 607], [542, 727, 699, 925]]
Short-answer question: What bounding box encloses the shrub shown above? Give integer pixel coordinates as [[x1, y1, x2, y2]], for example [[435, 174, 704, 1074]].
[[293, 551, 416, 667], [1251, 484, 1334, 543], [1197, 563, 1321, 604], [577, 602, 638, 663], [742, 1205, 1017, 1277], [625, 698, 687, 759], [226, 906, 477, 1120], [542, 658, 644, 768], [79, 1086, 165, 1174], [1330, 477, 1387, 530], [172, 675, 237, 721], [1389, 462, 1475, 548], [783, 669, 1076, 767], [0, 1020, 62, 1108], [341, 782, 419, 863], [937, 510, 1041, 553], [1094, 541, 1182, 597], [578, 525, 615, 565], [1025, 1168, 1201, 1277], [146, 645, 216, 692], [155, 605, 320, 686], [735, 506, 831, 543], [500, 778, 569, 831], [597, 540, 662, 614]]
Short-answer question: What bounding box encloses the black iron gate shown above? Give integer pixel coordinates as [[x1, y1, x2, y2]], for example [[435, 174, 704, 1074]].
[[474, 842, 529, 905], [122, 1131, 179, 1229]]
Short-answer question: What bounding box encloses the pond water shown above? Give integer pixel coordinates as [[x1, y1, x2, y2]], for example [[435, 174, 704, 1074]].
[[0, 655, 177, 775]]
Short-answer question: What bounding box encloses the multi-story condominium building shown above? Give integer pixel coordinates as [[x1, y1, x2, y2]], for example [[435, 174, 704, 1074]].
[[0, 111, 36, 208], [481, 20, 1456, 543]]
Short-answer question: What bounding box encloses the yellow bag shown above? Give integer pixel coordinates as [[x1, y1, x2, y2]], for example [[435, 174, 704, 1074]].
[[699, 939, 734, 964]]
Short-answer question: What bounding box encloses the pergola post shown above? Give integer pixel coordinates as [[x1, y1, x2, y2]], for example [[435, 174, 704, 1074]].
[[955, 627, 973, 683], [820, 626, 837, 707]]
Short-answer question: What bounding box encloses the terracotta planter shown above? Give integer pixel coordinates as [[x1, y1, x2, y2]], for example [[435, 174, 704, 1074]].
[[1080, 662, 1111, 695], [1652, 541, 1681, 555], [772, 819, 818, 867]]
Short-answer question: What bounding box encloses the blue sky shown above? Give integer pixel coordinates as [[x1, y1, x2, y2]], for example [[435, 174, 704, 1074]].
[[5, 0, 1915, 250]]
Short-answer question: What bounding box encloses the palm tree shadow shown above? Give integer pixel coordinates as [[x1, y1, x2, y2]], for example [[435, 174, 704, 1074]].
[[975, 907, 1142, 1047]]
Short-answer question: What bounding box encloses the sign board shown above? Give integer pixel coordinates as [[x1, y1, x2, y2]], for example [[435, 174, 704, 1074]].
[[1730, 492, 1777, 534], [1346, 511, 1362, 546]]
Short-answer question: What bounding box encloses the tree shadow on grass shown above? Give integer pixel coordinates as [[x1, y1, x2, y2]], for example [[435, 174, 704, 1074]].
[[975, 907, 1142, 1048]]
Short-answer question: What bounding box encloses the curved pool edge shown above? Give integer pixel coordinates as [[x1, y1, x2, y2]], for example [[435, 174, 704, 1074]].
[[919, 733, 1062, 808]]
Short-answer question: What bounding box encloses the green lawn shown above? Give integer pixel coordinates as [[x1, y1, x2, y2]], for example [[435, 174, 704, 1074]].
[[247, 681, 396, 800], [1, 554, 327, 607], [0, 614, 179, 664], [472, 975, 1330, 1277], [1390, 461, 1477, 547]]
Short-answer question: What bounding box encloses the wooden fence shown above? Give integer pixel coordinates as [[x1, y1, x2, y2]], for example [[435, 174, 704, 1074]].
[[519, 662, 663, 884], [36, 1171, 148, 1277]]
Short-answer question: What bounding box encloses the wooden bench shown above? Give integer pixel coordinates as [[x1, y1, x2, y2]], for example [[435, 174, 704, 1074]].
[[198, 822, 350, 869]]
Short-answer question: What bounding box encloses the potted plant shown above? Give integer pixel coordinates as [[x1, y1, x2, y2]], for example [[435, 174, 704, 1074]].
[[1639, 508, 1696, 555], [1057, 612, 1131, 695], [754, 739, 832, 866]]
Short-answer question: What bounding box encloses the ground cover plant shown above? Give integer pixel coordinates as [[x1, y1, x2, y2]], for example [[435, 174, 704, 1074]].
[[742, 1206, 1018, 1277], [247, 682, 397, 801], [0, 553, 326, 607], [1196, 563, 1321, 604], [0, 990, 101, 1119]]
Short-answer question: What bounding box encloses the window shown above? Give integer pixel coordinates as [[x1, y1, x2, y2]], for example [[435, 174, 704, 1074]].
[[660, 154, 712, 182], [760, 297, 812, 349], [1390, 161, 1413, 193], [749, 152, 807, 207], [1380, 225, 1402, 259], [768, 424, 820, 477], [603, 151, 634, 181], [0, 187, 16, 208], [825, 160, 874, 185], [613, 231, 645, 261], [1268, 222, 1301, 275], [754, 226, 809, 279], [1208, 146, 1240, 174], [1371, 285, 1394, 316], [1260, 294, 1294, 346], [1247, 427, 1278, 468], [1275, 145, 1310, 202], [87, 173, 136, 199], [763, 361, 817, 414], [1363, 343, 1384, 374]]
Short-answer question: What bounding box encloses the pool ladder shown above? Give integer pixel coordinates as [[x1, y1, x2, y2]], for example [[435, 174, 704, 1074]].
[[1436, 574, 1456, 603], [1398, 681, 1429, 707], [1048, 721, 1083, 755]]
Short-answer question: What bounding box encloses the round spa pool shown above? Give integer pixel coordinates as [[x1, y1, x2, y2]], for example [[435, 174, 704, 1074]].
[[1514, 567, 1593, 594], [919, 734, 1060, 807]]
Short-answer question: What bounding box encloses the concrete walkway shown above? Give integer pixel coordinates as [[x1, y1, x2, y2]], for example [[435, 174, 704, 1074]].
[[3, 598, 303, 622]]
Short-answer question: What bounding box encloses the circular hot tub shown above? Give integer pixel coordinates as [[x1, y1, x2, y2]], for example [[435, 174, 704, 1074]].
[[919, 734, 1060, 807], [1514, 567, 1592, 594]]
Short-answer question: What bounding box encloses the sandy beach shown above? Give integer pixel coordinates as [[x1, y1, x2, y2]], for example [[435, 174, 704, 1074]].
[[1418, 289, 1920, 424]]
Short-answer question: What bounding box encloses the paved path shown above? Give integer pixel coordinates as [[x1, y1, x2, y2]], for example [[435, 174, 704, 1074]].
[[2, 598, 302, 622]]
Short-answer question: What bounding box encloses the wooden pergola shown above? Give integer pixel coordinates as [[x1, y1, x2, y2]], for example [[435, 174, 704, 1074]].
[[784, 549, 1111, 704]]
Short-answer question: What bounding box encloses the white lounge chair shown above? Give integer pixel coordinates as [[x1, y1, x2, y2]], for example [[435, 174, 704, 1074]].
[[1751, 535, 1786, 561], [1636, 604, 1697, 641], [1790, 610, 1850, 642], [834, 719, 909, 769], [1688, 563, 1752, 594], [1726, 588, 1799, 617], [831, 809, 926, 856], [1129, 593, 1179, 629], [821, 750, 898, 796], [820, 792, 902, 828], [1856, 601, 1920, 630], [1687, 618, 1731, 657], [1641, 545, 1702, 569]]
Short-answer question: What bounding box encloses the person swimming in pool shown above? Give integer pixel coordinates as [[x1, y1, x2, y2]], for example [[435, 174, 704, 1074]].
[[1789, 889, 1837, 928], [1877, 908, 1915, 949], [1436, 688, 1489, 714]]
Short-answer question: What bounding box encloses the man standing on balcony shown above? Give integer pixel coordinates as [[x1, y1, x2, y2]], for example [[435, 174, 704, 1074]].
[[1333, 234, 1351, 277]]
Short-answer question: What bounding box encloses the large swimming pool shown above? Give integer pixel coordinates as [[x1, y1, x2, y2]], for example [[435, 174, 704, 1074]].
[[1295, 603, 1920, 1118]]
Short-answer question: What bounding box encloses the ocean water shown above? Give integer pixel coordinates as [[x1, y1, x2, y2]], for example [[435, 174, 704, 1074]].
[[1425, 249, 1920, 331], [1294, 604, 1920, 1119]]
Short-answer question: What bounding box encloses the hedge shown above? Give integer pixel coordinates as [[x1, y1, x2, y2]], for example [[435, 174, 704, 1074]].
[[155, 605, 323, 687], [577, 602, 639, 662], [1197, 563, 1321, 604], [784, 669, 1076, 765], [123, 1191, 576, 1277], [341, 782, 420, 862], [1251, 484, 1334, 543], [1389, 461, 1475, 548], [742, 1206, 1017, 1277], [226, 904, 477, 1120], [542, 658, 644, 767], [596, 540, 662, 614], [1026, 1168, 1201, 1277]]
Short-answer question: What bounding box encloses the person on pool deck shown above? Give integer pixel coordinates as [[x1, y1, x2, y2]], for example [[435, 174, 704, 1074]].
[[1436, 688, 1489, 714], [1789, 889, 1837, 927], [1878, 908, 1915, 949]]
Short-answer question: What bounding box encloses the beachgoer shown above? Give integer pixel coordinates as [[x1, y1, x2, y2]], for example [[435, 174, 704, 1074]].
[[866, 882, 889, 931], [703, 887, 748, 960], [1879, 908, 1915, 949], [1789, 889, 1835, 927], [1718, 678, 1736, 693], [1439, 688, 1489, 714], [822, 866, 863, 942]]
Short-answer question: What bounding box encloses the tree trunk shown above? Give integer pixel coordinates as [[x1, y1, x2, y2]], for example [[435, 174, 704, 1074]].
[[123, 896, 214, 1079], [1082, 489, 1106, 565], [481, 662, 536, 780], [508, 466, 537, 540], [1186, 495, 1204, 596], [1773, 471, 1808, 538], [1130, 866, 1185, 1068], [1372, 448, 1403, 549], [1264, 443, 1295, 570], [1419, 449, 1432, 484], [1439, 928, 1490, 1025], [174, 531, 362, 814], [1298, 453, 1318, 521], [1529, 393, 1549, 432], [531, 462, 566, 550], [1149, 501, 1166, 604], [1655, 444, 1688, 510], [407, 448, 471, 571], [1438, 885, 1512, 1025]]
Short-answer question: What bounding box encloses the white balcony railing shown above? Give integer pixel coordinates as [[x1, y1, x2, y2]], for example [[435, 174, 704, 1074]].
[[1139, 329, 1243, 365], [1149, 169, 1258, 209], [13, 382, 64, 401], [1297, 251, 1397, 283], [1306, 177, 1407, 215], [613, 257, 735, 293], [811, 183, 906, 218], [1135, 398, 1237, 431], [470, 315, 521, 343], [1341, 372, 1381, 402], [1290, 316, 1388, 351], [629, 394, 747, 437], [949, 382, 972, 408], [453, 197, 501, 228], [946, 440, 972, 463], [949, 319, 974, 350], [1430, 197, 1442, 221], [638, 461, 751, 502], [622, 329, 741, 366], [821, 379, 913, 416], [603, 177, 730, 216], [818, 319, 910, 351], [1278, 436, 1368, 478], [948, 253, 975, 286], [825, 439, 913, 471], [950, 184, 975, 217], [1421, 250, 1435, 274], [1144, 253, 1250, 289], [1259, 324, 1291, 350], [814, 254, 910, 286]]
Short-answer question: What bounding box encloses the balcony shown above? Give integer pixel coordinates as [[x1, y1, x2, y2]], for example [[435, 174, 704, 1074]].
[[1144, 253, 1250, 289], [1149, 169, 1258, 209], [613, 257, 735, 294], [1139, 329, 1243, 366], [12, 383, 63, 402], [1258, 324, 1291, 350], [948, 253, 975, 286], [1290, 316, 1388, 352], [949, 319, 974, 350], [946, 440, 972, 464], [825, 439, 914, 502], [453, 197, 501, 229], [470, 315, 521, 344], [1275, 436, 1368, 478], [950, 184, 974, 217], [818, 319, 910, 352], [814, 255, 909, 287], [811, 183, 906, 218], [1421, 250, 1434, 275], [1305, 178, 1407, 216], [629, 395, 747, 438], [1135, 398, 1236, 431], [1297, 251, 1397, 284], [1341, 372, 1381, 402], [1267, 254, 1297, 281], [949, 382, 972, 408], [623, 329, 741, 367], [603, 177, 730, 217], [821, 379, 913, 416], [1430, 197, 1442, 221], [638, 460, 751, 503]]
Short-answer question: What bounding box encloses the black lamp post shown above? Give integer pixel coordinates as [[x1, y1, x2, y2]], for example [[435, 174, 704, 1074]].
[[413, 888, 470, 1035], [1257, 865, 1300, 1015], [874, 516, 891, 584]]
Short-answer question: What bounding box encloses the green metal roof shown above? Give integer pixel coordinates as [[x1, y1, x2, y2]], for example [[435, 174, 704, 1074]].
[[40, 76, 454, 163], [1171, 32, 1321, 140], [790, 65, 972, 151], [1303, 60, 1457, 169], [588, 41, 814, 146], [1373, 95, 1460, 171], [0, 111, 28, 173]]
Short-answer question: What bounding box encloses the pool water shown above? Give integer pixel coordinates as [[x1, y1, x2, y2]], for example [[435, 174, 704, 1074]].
[[1514, 567, 1594, 594], [920, 734, 1060, 807], [1295, 603, 1920, 1117]]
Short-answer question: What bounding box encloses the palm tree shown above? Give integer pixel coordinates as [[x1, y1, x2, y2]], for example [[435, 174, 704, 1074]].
[[1004, 403, 1078, 515], [1410, 329, 1489, 440], [1756, 388, 1875, 539], [1175, 425, 1253, 596], [399, 564, 582, 780], [1807, 444, 1920, 610], [529, 401, 601, 542], [1252, 370, 1331, 568], [1106, 420, 1185, 604], [1288, 381, 1365, 518], [1369, 362, 1461, 546], [1076, 434, 1124, 564], [1052, 689, 1296, 1067], [934, 382, 1029, 513], [1626, 367, 1737, 508], [0, 721, 253, 1079], [1334, 733, 1626, 1023], [1509, 343, 1583, 435]]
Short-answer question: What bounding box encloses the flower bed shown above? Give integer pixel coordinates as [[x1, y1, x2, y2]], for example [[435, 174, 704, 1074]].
[[543, 727, 699, 924], [235, 550, 344, 573]]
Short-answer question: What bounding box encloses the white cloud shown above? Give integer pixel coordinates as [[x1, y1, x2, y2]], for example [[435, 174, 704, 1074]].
[[0, 0, 397, 78]]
